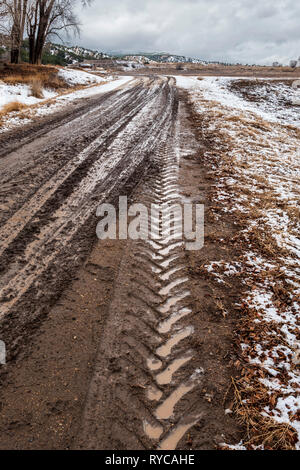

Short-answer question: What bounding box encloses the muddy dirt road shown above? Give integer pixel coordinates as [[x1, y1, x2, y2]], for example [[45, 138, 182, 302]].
[[0, 76, 242, 449]]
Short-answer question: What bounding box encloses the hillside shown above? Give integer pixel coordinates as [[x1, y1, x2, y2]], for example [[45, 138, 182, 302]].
[[46, 43, 111, 64], [16, 41, 111, 66], [117, 51, 208, 64], [1, 38, 234, 66]]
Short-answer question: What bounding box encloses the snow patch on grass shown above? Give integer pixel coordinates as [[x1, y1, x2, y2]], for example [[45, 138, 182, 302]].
[[57, 68, 106, 86], [176, 76, 299, 128], [0, 82, 56, 108], [179, 76, 300, 449]]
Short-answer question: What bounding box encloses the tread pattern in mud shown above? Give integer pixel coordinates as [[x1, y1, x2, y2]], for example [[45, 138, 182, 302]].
[[77, 104, 205, 450]]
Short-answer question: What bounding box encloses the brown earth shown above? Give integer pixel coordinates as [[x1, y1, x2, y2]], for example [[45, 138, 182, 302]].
[[119, 63, 300, 79], [0, 75, 246, 449]]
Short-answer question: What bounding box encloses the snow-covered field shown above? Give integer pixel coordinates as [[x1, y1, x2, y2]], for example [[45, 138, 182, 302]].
[[0, 69, 132, 132], [176, 76, 299, 128], [0, 82, 57, 109], [176, 76, 300, 449]]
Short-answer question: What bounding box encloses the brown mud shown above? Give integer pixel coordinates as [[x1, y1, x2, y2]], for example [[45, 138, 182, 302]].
[[0, 77, 244, 449]]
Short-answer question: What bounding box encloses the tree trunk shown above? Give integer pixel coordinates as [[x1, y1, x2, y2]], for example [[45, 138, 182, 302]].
[[28, 34, 35, 64], [32, 0, 55, 65], [9, 0, 28, 64], [10, 48, 20, 64], [10, 21, 20, 64]]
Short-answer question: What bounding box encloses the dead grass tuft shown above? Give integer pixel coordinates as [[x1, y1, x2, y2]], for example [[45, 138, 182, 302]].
[[0, 101, 29, 125], [30, 79, 44, 99], [232, 377, 298, 450]]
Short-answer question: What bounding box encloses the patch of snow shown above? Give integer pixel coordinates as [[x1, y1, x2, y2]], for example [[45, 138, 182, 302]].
[[58, 68, 105, 86], [175, 76, 300, 128], [0, 82, 56, 108], [184, 75, 300, 448]]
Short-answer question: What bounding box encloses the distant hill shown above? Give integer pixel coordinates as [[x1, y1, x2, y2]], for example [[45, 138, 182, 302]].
[[117, 51, 208, 64], [19, 41, 112, 66], [15, 40, 228, 67], [46, 43, 111, 64], [41, 45, 209, 66]]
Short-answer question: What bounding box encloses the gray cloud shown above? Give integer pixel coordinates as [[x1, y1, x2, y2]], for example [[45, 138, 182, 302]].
[[72, 0, 300, 64]]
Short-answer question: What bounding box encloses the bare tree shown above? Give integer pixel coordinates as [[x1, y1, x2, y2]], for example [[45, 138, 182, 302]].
[[27, 0, 38, 63], [0, 1, 9, 33], [1, 0, 92, 64], [27, 0, 92, 65], [1, 1, 28, 63]]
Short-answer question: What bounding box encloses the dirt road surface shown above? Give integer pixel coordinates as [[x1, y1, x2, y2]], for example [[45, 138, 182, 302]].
[[0, 76, 243, 449]]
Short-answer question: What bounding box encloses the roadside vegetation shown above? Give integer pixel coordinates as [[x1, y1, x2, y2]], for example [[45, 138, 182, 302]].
[[0, 100, 27, 123], [179, 76, 300, 449], [0, 63, 66, 123], [0, 63, 66, 87]]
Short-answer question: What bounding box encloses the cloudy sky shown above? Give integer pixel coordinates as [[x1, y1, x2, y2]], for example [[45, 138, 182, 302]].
[[73, 0, 299, 65]]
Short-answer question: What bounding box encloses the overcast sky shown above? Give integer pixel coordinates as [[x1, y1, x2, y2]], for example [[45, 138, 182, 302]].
[[73, 0, 300, 65]]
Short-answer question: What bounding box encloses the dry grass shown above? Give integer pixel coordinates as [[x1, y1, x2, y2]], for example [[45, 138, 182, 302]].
[[0, 64, 66, 89], [0, 101, 29, 125], [0, 101, 27, 115], [30, 79, 44, 99], [231, 377, 297, 450], [187, 92, 300, 450]]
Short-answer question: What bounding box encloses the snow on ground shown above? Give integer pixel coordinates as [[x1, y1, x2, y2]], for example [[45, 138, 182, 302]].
[[35, 76, 133, 117], [176, 76, 300, 449], [116, 60, 145, 71], [0, 82, 56, 108], [0, 72, 133, 133], [0, 68, 107, 110], [176, 76, 299, 128], [57, 68, 106, 86]]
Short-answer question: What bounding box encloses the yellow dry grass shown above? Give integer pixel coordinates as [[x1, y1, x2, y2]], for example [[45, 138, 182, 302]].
[[30, 78, 44, 99], [0, 64, 66, 90], [0, 101, 29, 125]]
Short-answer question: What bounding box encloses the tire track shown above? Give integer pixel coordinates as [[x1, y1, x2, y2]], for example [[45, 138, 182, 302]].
[[76, 96, 205, 450], [0, 78, 152, 228], [0, 78, 160, 261], [0, 77, 177, 366], [136, 128, 204, 450]]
